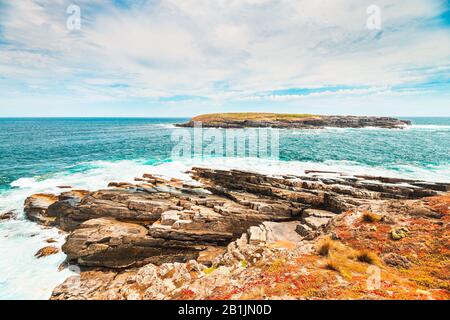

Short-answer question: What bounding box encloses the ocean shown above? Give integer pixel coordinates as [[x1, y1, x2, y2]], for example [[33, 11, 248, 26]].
[[0, 117, 449, 299]]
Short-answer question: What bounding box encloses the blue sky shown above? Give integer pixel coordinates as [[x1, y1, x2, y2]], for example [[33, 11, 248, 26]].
[[0, 0, 449, 117]]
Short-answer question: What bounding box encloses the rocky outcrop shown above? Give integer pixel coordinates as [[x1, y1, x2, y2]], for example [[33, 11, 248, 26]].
[[35, 246, 60, 258], [24, 193, 59, 225], [21, 168, 449, 300], [25, 169, 449, 270], [177, 114, 411, 129], [62, 218, 207, 268], [52, 192, 449, 300], [52, 220, 309, 300]]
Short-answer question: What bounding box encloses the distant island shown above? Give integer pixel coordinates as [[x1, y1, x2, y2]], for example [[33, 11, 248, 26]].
[[177, 113, 411, 129]]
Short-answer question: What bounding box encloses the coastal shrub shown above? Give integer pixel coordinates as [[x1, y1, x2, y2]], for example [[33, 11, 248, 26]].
[[362, 211, 383, 223], [203, 266, 217, 275], [390, 227, 409, 240]]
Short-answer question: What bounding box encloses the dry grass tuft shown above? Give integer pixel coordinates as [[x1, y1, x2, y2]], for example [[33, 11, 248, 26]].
[[317, 237, 334, 256], [356, 250, 382, 266]]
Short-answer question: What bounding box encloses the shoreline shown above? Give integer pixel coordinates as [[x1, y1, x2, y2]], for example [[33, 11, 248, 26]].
[[16, 169, 450, 298], [176, 113, 411, 129], [0, 119, 449, 299]]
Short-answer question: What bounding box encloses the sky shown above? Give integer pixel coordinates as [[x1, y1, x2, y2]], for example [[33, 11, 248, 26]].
[[0, 0, 449, 117]]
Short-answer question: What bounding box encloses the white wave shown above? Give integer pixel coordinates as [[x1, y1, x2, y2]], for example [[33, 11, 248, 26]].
[[408, 125, 450, 130], [0, 160, 158, 300], [151, 157, 450, 183], [0, 157, 449, 299], [154, 123, 177, 129]]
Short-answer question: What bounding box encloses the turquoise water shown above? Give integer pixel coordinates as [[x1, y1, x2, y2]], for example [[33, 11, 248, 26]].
[[0, 117, 449, 299], [1, 117, 449, 191]]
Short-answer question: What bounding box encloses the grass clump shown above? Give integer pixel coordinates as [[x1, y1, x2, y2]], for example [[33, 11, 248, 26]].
[[203, 266, 217, 275], [192, 113, 319, 122], [317, 237, 335, 256], [316, 237, 383, 279], [391, 227, 409, 240], [356, 250, 382, 266]]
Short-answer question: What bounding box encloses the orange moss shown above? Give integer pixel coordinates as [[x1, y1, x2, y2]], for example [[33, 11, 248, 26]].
[[207, 194, 450, 300], [424, 194, 450, 215]]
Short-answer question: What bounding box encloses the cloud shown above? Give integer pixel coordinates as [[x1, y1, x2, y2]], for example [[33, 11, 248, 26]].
[[0, 0, 449, 114]]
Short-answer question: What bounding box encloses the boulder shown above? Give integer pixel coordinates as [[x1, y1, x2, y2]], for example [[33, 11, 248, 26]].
[[35, 246, 60, 258], [24, 193, 58, 225], [62, 218, 207, 268], [0, 211, 17, 221]]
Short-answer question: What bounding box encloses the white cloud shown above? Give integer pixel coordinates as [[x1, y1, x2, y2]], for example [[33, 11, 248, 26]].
[[0, 0, 448, 110]]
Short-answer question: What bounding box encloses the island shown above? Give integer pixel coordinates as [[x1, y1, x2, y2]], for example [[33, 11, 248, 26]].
[[24, 168, 449, 300], [176, 113, 411, 129]]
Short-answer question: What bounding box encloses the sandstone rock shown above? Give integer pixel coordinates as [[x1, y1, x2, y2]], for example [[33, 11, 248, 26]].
[[197, 247, 226, 266], [248, 225, 267, 245], [35, 246, 60, 258], [48, 190, 169, 231], [302, 209, 337, 219], [63, 218, 208, 268], [24, 193, 58, 225], [295, 224, 314, 238], [382, 252, 412, 269], [409, 207, 443, 219], [149, 223, 233, 245], [19, 168, 447, 300], [160, 210, 180, 225], [302, 216, 330, 230]]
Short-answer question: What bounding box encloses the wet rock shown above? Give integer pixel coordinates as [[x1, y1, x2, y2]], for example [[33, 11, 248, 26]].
[[18, 168, 448, 300], [35, 246, 60, 258], [0, 211, 17, 221]]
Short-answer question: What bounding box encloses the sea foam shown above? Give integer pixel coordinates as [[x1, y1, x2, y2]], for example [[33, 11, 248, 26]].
[[0, 157, 449, 299]]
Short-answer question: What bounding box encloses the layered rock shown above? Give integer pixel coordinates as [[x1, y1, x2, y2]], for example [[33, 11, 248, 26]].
[[21, 168, 449, 299], [177, 113, 411, 129], [52, 193, 450, 300], [24, 193, 59, 225], [62, 218, 207, 268]]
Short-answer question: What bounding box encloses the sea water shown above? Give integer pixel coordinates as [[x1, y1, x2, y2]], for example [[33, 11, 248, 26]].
[[0, 117, 449, 299]]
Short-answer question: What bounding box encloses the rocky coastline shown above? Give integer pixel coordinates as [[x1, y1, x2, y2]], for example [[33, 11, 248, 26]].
[[20, 167, 450, 300], [176, 113, 411, 129]]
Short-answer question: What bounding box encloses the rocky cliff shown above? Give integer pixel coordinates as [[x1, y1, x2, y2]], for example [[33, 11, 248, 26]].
[[23, 168, 449, 300], [177, 113, 411, 129]]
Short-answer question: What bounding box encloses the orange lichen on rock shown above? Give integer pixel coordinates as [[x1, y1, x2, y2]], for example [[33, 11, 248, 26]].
[[207, 195, 449, 300], [424, 194, 450, 215]]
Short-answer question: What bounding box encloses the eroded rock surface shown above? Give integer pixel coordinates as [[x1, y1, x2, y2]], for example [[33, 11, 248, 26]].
[[21, 168, 449, 300], [24, 193, 58, 225]]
